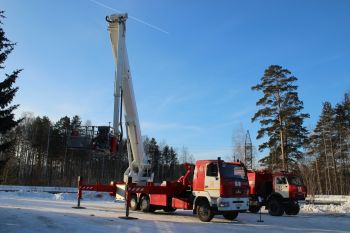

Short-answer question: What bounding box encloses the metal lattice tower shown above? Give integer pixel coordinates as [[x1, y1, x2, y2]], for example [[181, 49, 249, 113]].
[[244, 130, 253, 169]]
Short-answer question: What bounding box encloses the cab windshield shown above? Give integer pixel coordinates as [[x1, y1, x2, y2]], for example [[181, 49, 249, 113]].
[[287, 176, 303, 186], [220, 163, 247, 179]]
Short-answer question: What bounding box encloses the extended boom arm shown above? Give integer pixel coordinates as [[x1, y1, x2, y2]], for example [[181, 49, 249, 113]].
[[107, 14, 152, 183]]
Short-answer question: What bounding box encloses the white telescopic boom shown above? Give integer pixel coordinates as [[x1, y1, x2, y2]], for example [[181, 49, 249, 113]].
[[107, 13, 152, 183]]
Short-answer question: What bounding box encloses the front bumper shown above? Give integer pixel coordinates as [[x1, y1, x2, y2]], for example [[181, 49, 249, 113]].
[[217, 197, 249, 211]]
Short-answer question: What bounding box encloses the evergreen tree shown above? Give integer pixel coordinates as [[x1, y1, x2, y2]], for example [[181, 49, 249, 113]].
[[169, 147, 178, 166], [162, 145, 171, 165], [310, 102, 336, 194], [143, 137, 161, 180], [252, 65, 309, 171], [342, 92, 350, 128], [303, 92, 350, 195], [71, 115, 82, 130], [54, 116, 70, 135], [0, 11, 22, 154]]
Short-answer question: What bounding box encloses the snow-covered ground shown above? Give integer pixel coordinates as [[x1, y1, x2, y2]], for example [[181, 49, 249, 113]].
[[0, 190, 350, 233]]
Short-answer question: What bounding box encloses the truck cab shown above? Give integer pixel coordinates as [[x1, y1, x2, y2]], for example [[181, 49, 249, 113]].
[[273, 172, 306, 200], [192, 159, 249, 222], [248, 170, 307, 216]]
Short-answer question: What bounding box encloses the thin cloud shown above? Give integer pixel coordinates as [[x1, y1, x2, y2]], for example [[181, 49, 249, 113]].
[[89, 0, 169, 34], [156, 94, 189, 112], [205, 107, 253, 130], [142, 121, 203, 133]]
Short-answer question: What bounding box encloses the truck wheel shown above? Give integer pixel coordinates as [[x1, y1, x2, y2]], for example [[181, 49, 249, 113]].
[[249, 205, 261, 213], [268, 199, 284, 216], [140, 195, 155, 212], [285, 203, 300, 215], [197, 201, 214, 222], [163, 206, 176, 213], [130, 195, 139, 211], [223, 212, 238, 220]]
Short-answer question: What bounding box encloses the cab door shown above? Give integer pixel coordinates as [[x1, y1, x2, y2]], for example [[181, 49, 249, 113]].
[[204, 163, 220, 198], [274, 176, 289, 198]]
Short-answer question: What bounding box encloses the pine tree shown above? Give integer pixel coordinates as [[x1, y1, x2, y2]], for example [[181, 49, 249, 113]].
[[310, 102, 335, 194], [334, 101, 348, 194], [169, 147, 178, 166], [161, 145, 169, 165], [143, 137, 161, 180], [252, 65, 309, 171], [54, 116, 70, 135], [0, 11, 22, 153], [71, 115, 81, 130]]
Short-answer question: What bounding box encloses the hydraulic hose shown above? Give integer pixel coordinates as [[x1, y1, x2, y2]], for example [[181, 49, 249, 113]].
[[119, 89, 123, 143]]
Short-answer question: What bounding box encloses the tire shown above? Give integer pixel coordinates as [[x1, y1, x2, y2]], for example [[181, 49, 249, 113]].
[[285, 203, 300, 215], [223, 212, 239, 220], [163, 206, 176, 213], [197, 201, 214, 222], [140, 195, 155, 212], [249, 205, 261, 213], [130, 195, 139, 211], [268, 198, 284, 216]]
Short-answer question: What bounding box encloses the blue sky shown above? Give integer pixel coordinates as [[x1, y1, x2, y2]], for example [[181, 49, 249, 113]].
[[2, 0, 350, 161]]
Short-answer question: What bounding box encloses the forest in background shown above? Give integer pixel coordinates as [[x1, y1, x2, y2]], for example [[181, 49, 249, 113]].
[[300, 93, 350, 195], [0, 113, 192, 186], [0, 10, 349, 195], [1, 91, 349, 196]]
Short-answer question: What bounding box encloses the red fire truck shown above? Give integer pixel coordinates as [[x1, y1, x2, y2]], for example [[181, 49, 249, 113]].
[[78, 159, 249, 222], [76, 13, 249, 222], [124, 159, 249, 222], [247, 170, 307, 216]]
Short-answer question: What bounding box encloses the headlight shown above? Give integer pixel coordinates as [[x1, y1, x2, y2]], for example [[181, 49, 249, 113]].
[[219, 201, 229, 207]]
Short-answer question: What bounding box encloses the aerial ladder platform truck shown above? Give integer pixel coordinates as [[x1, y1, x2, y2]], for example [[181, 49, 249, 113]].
[[76, 13, 249, 222]]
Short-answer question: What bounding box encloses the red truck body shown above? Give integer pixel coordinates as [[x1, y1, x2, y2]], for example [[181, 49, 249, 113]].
[[77, 159, 250, 222], [247, 169, 307, 216]]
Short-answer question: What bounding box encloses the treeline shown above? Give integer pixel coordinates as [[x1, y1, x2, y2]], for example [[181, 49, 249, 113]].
[[0, 113, 187, 186], [300, 93, 350, 195]]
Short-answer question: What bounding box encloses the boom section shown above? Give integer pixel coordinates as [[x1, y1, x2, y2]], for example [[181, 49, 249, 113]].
[[107, 13, 151, 183]]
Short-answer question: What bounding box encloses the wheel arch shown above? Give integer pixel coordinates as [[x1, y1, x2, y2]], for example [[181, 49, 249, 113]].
[[193, 196, 210, 214], [266, 192, 283, 209]]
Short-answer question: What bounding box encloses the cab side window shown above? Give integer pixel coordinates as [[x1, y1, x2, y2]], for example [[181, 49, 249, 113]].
[[276, 176, 287, 184], [206, 163, 218, 177]]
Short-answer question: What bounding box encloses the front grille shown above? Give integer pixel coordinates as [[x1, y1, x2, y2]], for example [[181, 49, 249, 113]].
[[232, 200, 244, 203]]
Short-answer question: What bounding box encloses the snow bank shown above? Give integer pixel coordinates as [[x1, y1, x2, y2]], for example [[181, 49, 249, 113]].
[[0, 190, 115, 202], [0, 185, 115, 201], [301, 200, 350, 214], [302, 195, 350, 214], [0, 185, 76, 193], [307, 195, 350, 203], [52, 191, 115, 201]]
